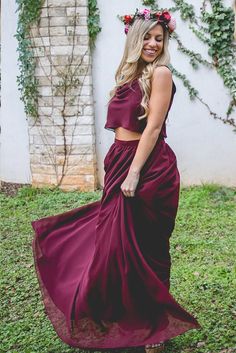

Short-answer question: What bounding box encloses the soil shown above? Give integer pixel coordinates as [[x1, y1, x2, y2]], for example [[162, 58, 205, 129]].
[[0, 181, 31, 197]]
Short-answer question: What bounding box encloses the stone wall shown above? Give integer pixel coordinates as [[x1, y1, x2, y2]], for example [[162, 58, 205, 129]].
[[28, 0, 98, 191]]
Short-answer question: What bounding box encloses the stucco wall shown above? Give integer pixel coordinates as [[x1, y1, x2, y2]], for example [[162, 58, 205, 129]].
[[1, 0, 236, 187], [0, 0, 31, 183], [93, 0, 236, 187]]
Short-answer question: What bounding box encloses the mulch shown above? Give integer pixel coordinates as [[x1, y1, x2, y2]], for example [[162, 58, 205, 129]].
[[0, 181, 31, 197]]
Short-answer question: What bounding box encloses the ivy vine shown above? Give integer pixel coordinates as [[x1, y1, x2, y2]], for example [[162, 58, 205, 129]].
[[15, 0, 101, 121], [140, 0, 236, 129], [14, 0, 236, 129], [15, 0, 44, 119], [200, 1, 236, 117], [88, 0, 102, 48]]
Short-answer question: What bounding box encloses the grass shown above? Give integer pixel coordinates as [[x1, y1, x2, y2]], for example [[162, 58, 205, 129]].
[[0, 184, 235, 353]]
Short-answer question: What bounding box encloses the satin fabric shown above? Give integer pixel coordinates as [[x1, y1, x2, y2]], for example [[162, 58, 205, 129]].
[[32, 136, 201, 350]]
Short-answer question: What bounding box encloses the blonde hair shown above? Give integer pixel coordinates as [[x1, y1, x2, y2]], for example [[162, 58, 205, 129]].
[[109, 18, 170, 120]]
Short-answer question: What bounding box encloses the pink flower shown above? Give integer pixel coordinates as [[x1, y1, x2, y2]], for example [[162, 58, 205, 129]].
[[125, 24, 129, 34], [139, 8, 151, 20], [140, 8, 150, 15], [168, 17, 176, 33]]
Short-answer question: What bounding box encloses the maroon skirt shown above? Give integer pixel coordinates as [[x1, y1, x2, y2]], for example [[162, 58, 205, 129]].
[[31, 137, 201, 350]]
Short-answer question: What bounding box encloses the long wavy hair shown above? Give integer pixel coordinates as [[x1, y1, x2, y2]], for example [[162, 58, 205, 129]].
[[109, 18, 170, 120]]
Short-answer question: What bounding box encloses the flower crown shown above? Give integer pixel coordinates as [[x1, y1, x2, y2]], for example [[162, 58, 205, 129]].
[[121, 8, 176, 35]]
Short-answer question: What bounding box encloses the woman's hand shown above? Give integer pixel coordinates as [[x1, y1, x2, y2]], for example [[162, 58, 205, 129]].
[[120, 170, 140, 197]]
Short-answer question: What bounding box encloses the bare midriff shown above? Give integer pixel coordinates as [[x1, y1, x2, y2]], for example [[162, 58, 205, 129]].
[[115, 127, 142, 141]]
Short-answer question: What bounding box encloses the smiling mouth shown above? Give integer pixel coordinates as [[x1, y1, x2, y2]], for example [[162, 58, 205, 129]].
[[143, 49, 158, 56]]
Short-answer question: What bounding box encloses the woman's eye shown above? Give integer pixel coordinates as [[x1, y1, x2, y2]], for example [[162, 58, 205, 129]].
[[144, 36, 162, 41]]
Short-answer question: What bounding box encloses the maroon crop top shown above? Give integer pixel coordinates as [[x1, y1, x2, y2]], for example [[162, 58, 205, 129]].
[[104, 70, 176, 139]]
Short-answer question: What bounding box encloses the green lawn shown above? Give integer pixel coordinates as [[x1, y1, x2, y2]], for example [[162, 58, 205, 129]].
[[0, 184, 235, 353]]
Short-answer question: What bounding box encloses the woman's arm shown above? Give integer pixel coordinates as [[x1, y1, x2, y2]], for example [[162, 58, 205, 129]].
[[120, 66, 173, 197]]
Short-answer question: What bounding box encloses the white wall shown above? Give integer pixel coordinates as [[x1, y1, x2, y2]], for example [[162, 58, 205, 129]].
[[1, 0, 235, 187], [0, 0, 31, 183], [93, 0, 236, 187]]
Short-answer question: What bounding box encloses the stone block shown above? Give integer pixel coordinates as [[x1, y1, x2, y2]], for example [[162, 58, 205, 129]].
[[78, 116, 94, 124], [31, 164, 56, 175], [53, 116, 64, 125], [50, 35, 73, 46], [73, 45, 88, 56], [32, 174, 58, 185], [79, 85, 92, 96], [37, 76, 52, 86], [38, 96, 53, 107], [53, 96, 66, 107], [47, 0, 81, 6], [30, 153, 53, 165], [83, 105, 94, 115], [50, 17, 70, 27], [30, 154, 42, 165], [59, 175, 88, 186], [63, 106, 81, 116], [76, 134, 95, 145], [33, 135, 56, 145], [51, 55, 70, 66], [49, 26, 66, 36], [48, 7, 66, 17], [30, 27, 40, 37], [77, 35, 89, 45], [33, 36, 50, 47], [75, 125, 94, 135], [84, 174, 97, 183], [35, 66, 51, 77], [77, 16, 87, 26], [38, 86, 53, 96], [38, 115, 54, 125], [39, 27, 49, 36], [38, 107, 53, 117], [40, 8, 48, 17], [30, 144, 55, 155], [56, 125, 94, 136], [39, 18, 49, 27], [66, 165, 95, 175], [32, 47, 45, 57], [81, 55, 90, 65], [57, 144, 93, 155], [66, 26, 88, 36], [66, 6, 88, 16], [51, 45, 73, 55], [36, 56, 51, 67], [56, 154, 93, 166], [29, 126, 55, 136]]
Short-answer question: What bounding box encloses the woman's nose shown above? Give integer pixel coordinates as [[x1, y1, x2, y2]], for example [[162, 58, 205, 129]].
[[149, 37, 157, 46]]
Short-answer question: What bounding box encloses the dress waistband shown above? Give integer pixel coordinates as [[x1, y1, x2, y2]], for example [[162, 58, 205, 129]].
[[114, 138, 140, 146], [114, 135, 165, 146]]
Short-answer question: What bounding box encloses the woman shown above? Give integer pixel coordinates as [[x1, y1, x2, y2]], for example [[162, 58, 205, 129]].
[[32, 8, 201, 353]]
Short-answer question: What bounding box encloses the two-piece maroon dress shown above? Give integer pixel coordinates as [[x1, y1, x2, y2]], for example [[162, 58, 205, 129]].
[[31, 67, 201, 350]]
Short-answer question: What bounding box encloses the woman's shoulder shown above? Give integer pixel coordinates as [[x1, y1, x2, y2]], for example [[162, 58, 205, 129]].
[[151, 65, 173, 89], [152, 65, 172, 79]]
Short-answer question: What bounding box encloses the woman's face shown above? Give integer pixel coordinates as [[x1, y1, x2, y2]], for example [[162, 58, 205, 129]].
[[140, 24, 164, 63]]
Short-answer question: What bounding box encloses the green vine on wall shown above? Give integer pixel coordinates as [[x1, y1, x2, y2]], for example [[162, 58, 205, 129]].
[[15, 0, 44, 119], [15, 0, 101, 120], [88, 0, 102, 48], [140, 0, 236, 129], [14, 0, 236, 129], [200, 1, 236, 117]]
